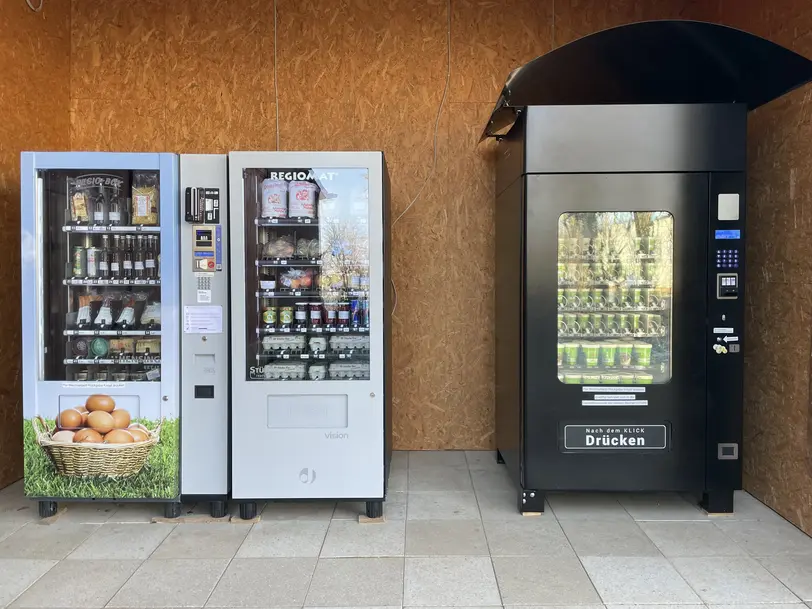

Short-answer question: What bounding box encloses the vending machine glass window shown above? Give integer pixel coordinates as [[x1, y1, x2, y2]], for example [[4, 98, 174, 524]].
[[41, 170, 162, 384], [557, 211, 673, 384], [243, 168, 371, 382]]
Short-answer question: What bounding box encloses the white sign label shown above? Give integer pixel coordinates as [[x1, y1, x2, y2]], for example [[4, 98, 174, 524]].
[[594, 394, 638, 400], [61, 382, 126, 389], [582, 400, 649, 406], [582, 386, 646, 393], [713, 327, 735, 334], [196, 289, 212, 303], [184, 306, 223, 334]]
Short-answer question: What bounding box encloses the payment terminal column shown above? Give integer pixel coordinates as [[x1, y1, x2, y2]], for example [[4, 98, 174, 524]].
[[179, 154, 230, 516], [703, 173, 746, 513]]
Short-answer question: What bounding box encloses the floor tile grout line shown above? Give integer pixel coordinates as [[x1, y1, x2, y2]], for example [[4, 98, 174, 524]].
[[3, 555, 61, 608], [199, 555, 234, 609], [101, 520, 176, 607]]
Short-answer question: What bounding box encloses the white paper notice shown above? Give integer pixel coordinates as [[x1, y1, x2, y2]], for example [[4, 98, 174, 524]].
[[184, 306, 223, 334]]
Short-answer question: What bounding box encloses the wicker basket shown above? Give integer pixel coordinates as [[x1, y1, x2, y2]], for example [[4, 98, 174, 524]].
[[34, 416, 161, 478]]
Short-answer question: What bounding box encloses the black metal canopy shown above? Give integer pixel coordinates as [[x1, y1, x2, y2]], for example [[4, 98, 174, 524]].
[[481, 20, 812, 140]]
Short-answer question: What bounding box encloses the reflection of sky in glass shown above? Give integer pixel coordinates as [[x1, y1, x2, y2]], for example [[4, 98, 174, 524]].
[[313, 168, 370, 299]]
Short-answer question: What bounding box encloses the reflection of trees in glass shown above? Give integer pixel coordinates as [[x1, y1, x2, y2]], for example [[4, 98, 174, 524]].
[[319, 221, 368, 298]]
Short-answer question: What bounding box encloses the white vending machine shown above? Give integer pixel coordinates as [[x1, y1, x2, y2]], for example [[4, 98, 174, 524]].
[[228, 152, 392, 519]]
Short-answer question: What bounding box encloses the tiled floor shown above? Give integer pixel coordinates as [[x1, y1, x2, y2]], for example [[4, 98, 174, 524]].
[[1, 450, 812, 608]]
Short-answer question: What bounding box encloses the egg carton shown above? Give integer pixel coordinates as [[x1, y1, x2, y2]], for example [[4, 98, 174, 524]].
[[263, 362, 307, 380], [329, 362, 370, 379], [329, 335, 370, 352], [262, 334, 307, 352]]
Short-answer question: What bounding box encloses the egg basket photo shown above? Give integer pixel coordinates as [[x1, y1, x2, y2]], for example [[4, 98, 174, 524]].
[[33, 416, 162, 478]]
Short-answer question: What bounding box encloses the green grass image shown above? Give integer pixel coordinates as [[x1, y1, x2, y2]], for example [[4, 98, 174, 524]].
[[23, 418, 179, 499]]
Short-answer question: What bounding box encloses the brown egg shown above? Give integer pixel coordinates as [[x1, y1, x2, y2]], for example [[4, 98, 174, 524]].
[[51, 430, 76, 443], [58, 409, 83, 430], [128, 428, 149, 442], [74, 428, 103, 443], [128, 423, 149, 434], [104, 429, 134, 444], [110, 409, 131, 429], [75, 405, 88, 413], [85, 394, 116, 413], [87, 411, 115, 434]]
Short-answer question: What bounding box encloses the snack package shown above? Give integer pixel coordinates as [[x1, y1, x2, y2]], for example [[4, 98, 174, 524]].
[[108, 338, 136, 357], [261, 179, 288, 218], [131, 172, 159, 225], [135, 338, 161, 357], [140, 301, 161, 326], [93, 294, 115, 327], [279, 268, 314, 290], [264, 235, 295, 258]]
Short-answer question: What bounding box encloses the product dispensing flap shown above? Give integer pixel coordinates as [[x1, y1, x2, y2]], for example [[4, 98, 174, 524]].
[[480, 20, 812, 140]]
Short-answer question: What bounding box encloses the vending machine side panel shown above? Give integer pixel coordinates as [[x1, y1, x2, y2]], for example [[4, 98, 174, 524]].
[[179, 154, 230, 498]]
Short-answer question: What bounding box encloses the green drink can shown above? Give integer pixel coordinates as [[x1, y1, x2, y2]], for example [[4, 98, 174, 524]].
[[577, 313, 591, 334], [631, 287, 642, 307], [603, 286, 619, 307], [599, 342, 617, 367], [577, 288, 592, 308], [557, 343, 564, 367], [616, 313, 630, 334], [564, 372, 582, 384], [557, 313, 565, 333], [582, 371, 602, 385], [564, 288, 579, 309], [557, 288, 565, 307], [590, 288, 605, 309], [581, 342, 600, 368], [563, 342, 580, 366], [618, 286, 629, 308], [589, 313, 604, 334], [617, 342, 633, 367], [635, 372, 654, 384], [633, 342, 653, 367], [564, 313, 579, 334], [630, 313, 641, 334]]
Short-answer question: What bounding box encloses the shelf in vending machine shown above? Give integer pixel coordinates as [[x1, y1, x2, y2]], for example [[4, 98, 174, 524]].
[[558, 332, 667, 339], [558, 280, 658, 288], [255, 289, 319, 299], [64, 329, 161, 337], [63, 278, 161, 286], [255, 218, 319, 227], [256, 258, 323, 267], [556, 306, 669, 313], [62, 225, 161, 234], [257, 351, 370, 361], [63, 358, 162, 365], [257, 325, 370, 335]]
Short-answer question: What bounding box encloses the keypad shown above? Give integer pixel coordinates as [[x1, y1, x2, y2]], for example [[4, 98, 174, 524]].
[[716, 248, 739, 269]]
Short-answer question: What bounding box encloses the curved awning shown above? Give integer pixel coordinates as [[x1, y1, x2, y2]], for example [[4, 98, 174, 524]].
[[481, 20, 812, 140]]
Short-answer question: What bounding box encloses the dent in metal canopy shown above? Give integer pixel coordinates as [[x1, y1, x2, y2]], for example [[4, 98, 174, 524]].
[[480, 20, 812, 140]]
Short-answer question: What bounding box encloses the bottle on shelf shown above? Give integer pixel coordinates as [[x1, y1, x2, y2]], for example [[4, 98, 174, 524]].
[[109, 187, 123, 226], [92, 185, 106, 226], [122, 235, 134, 279], [144, 235, 156, 279], [259, 269, 276, 291], [99, 234, 110, 279], [110, 235, 121, 279], [85, 235, 98, 279], [134, 235, 145, 279]]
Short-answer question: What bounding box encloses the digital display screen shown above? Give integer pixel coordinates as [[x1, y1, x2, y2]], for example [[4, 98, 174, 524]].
[[715, 229, 741, 240]]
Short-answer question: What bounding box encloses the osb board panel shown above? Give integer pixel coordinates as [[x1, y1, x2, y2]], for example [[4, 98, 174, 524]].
[[165, 0, 276, 152], [70, 99, 165, 152], [554, 0, 709, 47], [71, 0, 165, 101], [702, 0, 812, 535], [450, 0, 553, 102], [0, 0, 70, 488], [391, 103, 497, 449]]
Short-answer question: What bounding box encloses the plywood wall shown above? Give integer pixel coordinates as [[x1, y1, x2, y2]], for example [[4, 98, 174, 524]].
[[68, 0, 699, 450], [0, 0, 70, 488], [686, 0, 812, 535]]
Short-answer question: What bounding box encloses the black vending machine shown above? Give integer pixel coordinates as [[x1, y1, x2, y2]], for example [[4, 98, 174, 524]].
[[487, 21, 812, 514]]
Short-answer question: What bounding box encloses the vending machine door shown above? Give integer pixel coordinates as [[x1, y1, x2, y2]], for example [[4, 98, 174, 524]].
[[20, 152, 180, 502], [525, 172, 708, 491], [229, 151, 386, 500]]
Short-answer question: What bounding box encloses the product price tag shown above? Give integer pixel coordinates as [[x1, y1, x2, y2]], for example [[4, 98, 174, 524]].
[[300, 354, 309, 360]]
